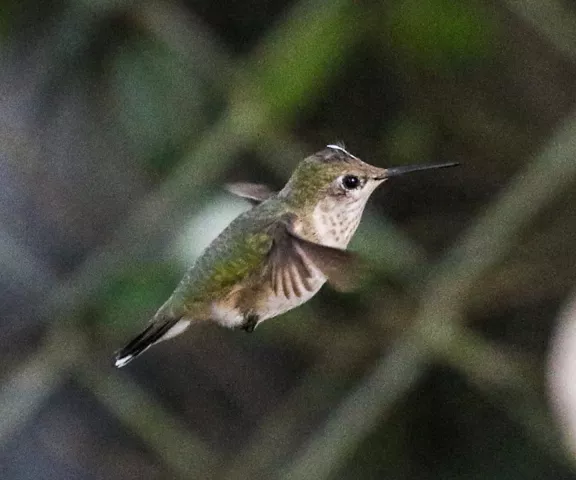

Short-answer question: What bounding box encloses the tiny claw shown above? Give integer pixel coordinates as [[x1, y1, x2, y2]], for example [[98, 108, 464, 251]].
[[242, 314, 259, 333]]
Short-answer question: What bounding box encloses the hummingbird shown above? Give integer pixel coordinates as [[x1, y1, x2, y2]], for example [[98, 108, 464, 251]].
[[114, 144, 458, 367]]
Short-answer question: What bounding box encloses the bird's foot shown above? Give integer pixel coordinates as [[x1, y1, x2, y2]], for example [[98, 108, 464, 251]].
[[242, 314, 259, 333]]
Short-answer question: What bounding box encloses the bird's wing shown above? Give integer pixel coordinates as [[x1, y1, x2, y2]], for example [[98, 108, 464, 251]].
[[267, 214, 363, 294], [225, 182, 276, 204]]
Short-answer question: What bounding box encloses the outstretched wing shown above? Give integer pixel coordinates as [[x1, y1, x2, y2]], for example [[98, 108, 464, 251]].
[[225, 182, 276, 205], [267, 214, 363, 295]]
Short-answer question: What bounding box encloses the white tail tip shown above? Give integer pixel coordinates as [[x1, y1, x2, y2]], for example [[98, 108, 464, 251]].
[[114, 354, 134, 368]]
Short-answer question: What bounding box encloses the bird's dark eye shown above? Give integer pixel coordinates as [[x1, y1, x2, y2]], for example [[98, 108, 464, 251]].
[[342, 175, 361, 190]]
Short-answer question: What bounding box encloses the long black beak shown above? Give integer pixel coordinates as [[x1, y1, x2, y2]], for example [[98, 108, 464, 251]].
[[376, 162, 459, 179]]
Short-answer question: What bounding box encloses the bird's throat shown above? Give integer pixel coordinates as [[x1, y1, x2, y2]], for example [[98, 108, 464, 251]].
[[309, 197, 365, 248]]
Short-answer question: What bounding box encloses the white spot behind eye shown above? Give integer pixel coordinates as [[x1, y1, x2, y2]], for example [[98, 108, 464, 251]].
[[326, 144, 358, 159]]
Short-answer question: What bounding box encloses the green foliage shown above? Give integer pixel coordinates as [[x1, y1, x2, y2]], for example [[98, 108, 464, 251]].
[[386, 0, 497, 70], [111, 36, 212, 173], [95, 263, 182, 332], [352, 213, 424, 279], [0, 0, 20, 38], [235, 0, 360, 130], [386, 115, 437, 164]]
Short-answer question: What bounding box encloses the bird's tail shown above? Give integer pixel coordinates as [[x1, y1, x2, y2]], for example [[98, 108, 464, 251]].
[[114, 314, 191, 368]]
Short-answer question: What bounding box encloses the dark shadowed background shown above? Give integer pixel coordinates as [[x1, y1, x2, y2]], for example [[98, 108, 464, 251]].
[[2, 0, 576, 479]]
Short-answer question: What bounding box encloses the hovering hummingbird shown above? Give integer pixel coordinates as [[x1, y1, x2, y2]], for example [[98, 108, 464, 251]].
[[114, 145, 458, 367]]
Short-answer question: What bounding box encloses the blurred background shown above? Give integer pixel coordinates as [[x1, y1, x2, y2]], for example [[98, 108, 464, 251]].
[[2, 0, 576, 478]]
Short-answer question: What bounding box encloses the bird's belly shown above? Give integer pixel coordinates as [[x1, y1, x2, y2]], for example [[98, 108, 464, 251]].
[[258, 272, 326, 322], [210, 266, 327, 329]]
